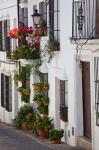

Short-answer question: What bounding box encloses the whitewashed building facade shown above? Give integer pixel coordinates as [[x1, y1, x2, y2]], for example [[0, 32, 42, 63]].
[[0, 0, 99, 150]]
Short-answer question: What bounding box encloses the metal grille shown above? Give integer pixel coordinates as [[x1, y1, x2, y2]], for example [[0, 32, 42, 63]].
[[94, 57, 99, 126], [72, 0, 96, 39], [48, 0, 60, 42]]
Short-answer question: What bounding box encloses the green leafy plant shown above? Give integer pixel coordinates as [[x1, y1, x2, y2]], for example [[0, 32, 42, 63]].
[[13, 105, 34, 128], [60, 106, 68, 122], [39, 19, 47, 28], [33, 82, 49, 92], [37, 105, 48, 115], [17, 87, 30, 103], [49, 129, 64, 141], [11, 46, 40, 60], [33, 93, 49, 106], [36, 115, 53, 131]]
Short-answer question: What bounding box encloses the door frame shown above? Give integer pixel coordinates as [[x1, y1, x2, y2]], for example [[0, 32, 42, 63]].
[[82, 61, 92, 139]]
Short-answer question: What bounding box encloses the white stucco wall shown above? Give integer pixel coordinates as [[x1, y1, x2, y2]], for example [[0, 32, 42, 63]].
[[28, 0, 82, 146], [0, 0, 99, 149]]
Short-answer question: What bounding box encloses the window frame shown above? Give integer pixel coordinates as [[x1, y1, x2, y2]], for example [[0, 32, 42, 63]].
[[1, 73, 12, 112]]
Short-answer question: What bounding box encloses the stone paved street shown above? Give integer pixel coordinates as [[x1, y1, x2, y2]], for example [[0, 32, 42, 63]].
[[0, 123, 85, 150]]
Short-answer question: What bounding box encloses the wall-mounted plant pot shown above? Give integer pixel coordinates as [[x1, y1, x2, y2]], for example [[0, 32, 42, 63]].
[[60, 106, 68, 122], [60, 116, 68, 122]]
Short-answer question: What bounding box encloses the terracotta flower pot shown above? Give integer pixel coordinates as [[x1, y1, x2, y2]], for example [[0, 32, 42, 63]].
[[38, 129, 49, 139], [42, 87, 49, 92], [52, 139, 61, 144]]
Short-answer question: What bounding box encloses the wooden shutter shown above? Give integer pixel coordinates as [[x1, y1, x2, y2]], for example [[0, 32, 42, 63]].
[[4, 20, 7, 50], [1, 73, 5, 108], [19, 7, 28, 26], [60, 80, 65, 106], [24, 8, 28, 26], [6, 20, 10, 51], [5, 75, 9, 111], [9, 77, 12, 112], [0, 21, 2, 50], [49, 0, 54, 40], [96, 0, 99, 36]]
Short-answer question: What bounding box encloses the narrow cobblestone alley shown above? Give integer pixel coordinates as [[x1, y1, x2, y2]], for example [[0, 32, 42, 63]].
[[0, 123, 85, 150]]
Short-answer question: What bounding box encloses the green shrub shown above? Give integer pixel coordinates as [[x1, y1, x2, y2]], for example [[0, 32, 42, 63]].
[[49, 129, 64, 141], [13, 105, 34, 128]]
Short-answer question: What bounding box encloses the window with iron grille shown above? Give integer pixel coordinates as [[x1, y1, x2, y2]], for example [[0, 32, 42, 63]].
[[49, 0, 60, 42], [38, 0, 60, 42], [0, 20, 10, 51], [19, 7, 28, 27], [94, 57, 99, 126], [39, 73, 48, 97], [20, 66, 30, 102], [40, 73, 48, 83], [1, 73, 12, 112], [60, 80, 68, 122], [72, 0, 96, 39], [60, 80, 68, 106]]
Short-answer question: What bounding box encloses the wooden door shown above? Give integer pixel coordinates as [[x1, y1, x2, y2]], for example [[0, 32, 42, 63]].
[[82, 62, 91, 139]]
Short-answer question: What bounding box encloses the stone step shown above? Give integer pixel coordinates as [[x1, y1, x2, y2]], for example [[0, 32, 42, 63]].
[[77, 137, 92, 150]]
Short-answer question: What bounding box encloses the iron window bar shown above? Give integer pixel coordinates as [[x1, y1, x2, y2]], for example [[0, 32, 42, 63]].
[[94, 57, 99, 126], [45, 0, 60, 42], [72, 0, 97, 40]]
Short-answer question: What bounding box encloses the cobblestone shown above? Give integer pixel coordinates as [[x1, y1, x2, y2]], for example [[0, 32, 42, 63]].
[[0, 123, 86, 150]]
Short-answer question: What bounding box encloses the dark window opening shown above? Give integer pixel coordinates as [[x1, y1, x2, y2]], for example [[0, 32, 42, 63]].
[[60, 80, 66, 106], [40, 73, 48, 83], [60, 80, 68, 122], [1, 73, 5, 108], [1, 73, 12, 112], [0, 20, 11, 51], [19, 7, 28, 27], [39, 1, 47, 27], [49, 0, 60, 42]]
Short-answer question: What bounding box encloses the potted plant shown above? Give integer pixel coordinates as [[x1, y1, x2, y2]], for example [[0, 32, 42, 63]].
[[43, 83, 49, 92], [36, 115, 53, 139], [33, 83, 43, 92], [17, 87, 30, 103], [37, 105, 48, 115], [17, 87, 30, 95], [60, 106, 68, 122], [33, 93, 49, 106], [13, 105, 34, 129], [14, 73, 26, 84], [33, 83, 49, 92], [47, 40, 60, 51], [49, 129, 64, 144]]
